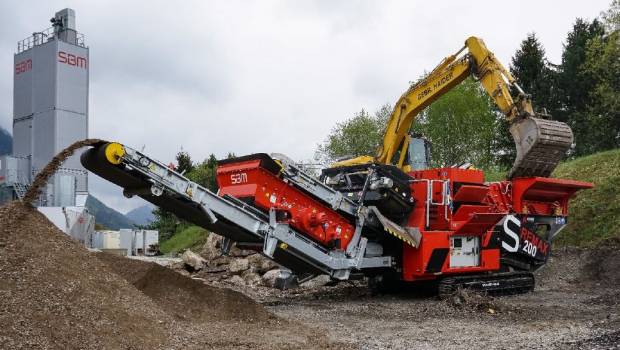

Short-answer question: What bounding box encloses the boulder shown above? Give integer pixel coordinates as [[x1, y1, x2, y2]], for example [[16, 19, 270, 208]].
[[242, 271, 262, 287], [200, 233, 223, 260], [170, 260, 187, 271], [247, 253, 264, 267], [247, 254, 277, 274], [261, 269, 282, 287], [228, 258, 250, 274], [300, 274, 332, 288], [181, 249, 207, 271], [228, 275, 245, 286], [259, 259, 279, 274], [229, 245, 255, 257], [211, 255, 232, 267]]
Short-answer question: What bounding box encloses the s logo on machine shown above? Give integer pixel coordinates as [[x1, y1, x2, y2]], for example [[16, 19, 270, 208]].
[[501, 215, 521, 253], [500, 214, 550, 260]]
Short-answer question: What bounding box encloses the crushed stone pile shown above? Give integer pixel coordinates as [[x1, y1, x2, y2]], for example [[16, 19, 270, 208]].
[[0, 202, 169, 349], [0, 140, 350, 349], [0, 202, 348, 349], [95, 252, 271, 323], [187, 233, 285, 288]]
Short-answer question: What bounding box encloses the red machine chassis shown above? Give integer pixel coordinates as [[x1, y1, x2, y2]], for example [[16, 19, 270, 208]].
[[216, 156, 592, 283]]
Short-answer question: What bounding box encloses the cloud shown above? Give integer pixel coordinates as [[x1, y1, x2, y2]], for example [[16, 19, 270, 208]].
[[0, 0, 611, 212]]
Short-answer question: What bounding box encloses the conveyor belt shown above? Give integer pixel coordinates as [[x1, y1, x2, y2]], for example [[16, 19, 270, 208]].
[[81, 142, 392, 279]]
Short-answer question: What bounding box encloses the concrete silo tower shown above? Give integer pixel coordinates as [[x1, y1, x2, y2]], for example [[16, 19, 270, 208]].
[[12, 8, 89, 206]]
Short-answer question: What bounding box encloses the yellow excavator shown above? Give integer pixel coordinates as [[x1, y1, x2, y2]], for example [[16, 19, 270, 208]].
[[331, 36, 573, 178]]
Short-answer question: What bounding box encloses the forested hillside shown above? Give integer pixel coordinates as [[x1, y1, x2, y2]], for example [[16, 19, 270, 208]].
[[0, 127, 11, 156]]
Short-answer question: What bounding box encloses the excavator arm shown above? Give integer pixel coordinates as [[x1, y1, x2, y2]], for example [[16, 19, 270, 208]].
[[335, 37, 572, 178]]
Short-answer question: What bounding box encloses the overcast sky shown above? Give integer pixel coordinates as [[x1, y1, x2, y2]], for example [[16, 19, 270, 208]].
[[0, 0, 611, 213]]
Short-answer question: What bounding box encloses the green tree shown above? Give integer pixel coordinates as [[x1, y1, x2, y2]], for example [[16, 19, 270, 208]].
[[601, 0, 620, 32], [510, 33, 558, 114], [176, 150, 194, 174], [150, 207, 181, 242], [558, 18, 605, 119], [413, 78, 498, 168], [150, 150, 196, 239], [502, 32, 561, 168], [317, 80, 502, 169], [187, 154, 219, 192], [556, 18, 606, 156], [575, 1, 620, 154], [315, 104, 391, 164]]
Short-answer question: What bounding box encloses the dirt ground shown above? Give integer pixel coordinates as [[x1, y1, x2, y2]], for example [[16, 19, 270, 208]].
[[215, 247, 620, 350], [2, 200, 619, 349]]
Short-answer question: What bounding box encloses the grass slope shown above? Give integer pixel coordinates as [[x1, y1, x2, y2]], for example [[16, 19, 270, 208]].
[[160, 226, 209, 255], [552, 149, 620, 247]]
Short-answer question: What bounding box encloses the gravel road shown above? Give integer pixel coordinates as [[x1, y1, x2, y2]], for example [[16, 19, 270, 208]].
[[241, 248, 620, 349]]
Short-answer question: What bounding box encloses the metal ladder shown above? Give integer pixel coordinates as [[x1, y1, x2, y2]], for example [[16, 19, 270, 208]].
[[12, 182, 29, 200]]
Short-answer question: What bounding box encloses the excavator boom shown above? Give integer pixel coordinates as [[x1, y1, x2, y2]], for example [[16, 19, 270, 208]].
[[336, 37, 573, 178]]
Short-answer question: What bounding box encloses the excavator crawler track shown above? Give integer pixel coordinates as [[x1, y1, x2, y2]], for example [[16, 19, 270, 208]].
[[509, 117, 573, 178], [438, 271, 535, 298]]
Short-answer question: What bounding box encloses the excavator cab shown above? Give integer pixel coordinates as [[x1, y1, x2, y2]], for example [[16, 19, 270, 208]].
[[407, 135, 431, 171], [388, 134, 432, 172]]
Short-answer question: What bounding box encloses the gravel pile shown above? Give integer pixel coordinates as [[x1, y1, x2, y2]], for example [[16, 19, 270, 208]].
[[0, 202, 169, 349], [0, 202, 350, 349]]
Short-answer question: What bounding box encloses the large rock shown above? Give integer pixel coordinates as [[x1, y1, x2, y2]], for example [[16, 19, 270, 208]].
[[300, 274, 332, 288], [228, 275, 245, 286], [261, 269, 282, 287], [211, 255, 232, 267], [259, 259, 279, 274], [247, 253, 278, 274], [229, 245, 255, 257], [247, 253, 264, 267], [200, 234, 253, 260], [181, 249, 207, 271], [228, 258, 250, 274], [242, 271, 262, 287], [200, 233, 223, 260]]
